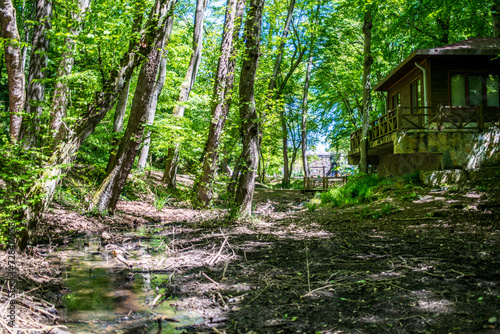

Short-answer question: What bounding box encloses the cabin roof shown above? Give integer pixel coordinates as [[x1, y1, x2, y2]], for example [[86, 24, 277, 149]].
[[374, 38, 500, 91]]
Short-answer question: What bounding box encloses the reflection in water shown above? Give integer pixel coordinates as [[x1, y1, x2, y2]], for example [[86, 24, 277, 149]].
[[57, 235, 202, 333]]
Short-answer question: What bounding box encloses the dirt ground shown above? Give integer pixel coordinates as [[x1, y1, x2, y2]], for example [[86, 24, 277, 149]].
[[2, 173, 500, 334]]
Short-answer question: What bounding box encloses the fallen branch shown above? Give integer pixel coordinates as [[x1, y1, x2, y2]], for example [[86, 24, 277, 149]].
[[202, 272, 221, 287], [208, 233, 229, 266]]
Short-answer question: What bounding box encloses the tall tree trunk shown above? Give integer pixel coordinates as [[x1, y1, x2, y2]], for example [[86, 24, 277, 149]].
[[279, 50, 305, 185], [268, 0, 295, 94], [17, 0, 168, 249], [106, 79, 131, 173], [301, 52, 313, 180], [19, 0, 52, 148], [300, 2, 320, 180], [266, 0, 295, 187], [92, 0, 175, 214], [281, 108, 290, 186], [0, 0, 26, 143], [359, 10, 372, 175], [234, 0, 265, 216], [163, 0, 208, 187], [50, 0, 91, 143], [137, 14, 174, 169], [195, 0, 241, 206]]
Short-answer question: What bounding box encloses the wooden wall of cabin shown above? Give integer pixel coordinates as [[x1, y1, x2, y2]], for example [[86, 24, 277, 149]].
[[429, 56, 500, 107], [386, 59, 429, 129]]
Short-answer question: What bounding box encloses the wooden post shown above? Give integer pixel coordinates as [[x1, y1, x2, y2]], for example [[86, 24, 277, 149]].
[[322, 166, 326, 189], [397, 105, 402, 131], [478, 104, 484, 132], [437, 105, 443, 131]]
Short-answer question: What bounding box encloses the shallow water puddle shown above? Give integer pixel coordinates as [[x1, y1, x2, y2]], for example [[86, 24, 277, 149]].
[[56, 232, 203, 333]]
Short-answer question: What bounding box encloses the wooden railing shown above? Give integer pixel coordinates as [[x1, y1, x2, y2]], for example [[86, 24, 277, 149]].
[[350, 105, 500, 150], [303, 176, 348, 191]]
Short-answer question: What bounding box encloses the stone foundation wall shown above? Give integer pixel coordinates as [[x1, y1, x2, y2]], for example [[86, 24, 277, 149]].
[[377, 153, 442, 177], [393, 129, 500, 171]]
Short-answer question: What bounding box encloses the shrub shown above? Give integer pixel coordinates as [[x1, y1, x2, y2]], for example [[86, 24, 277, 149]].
[[320, 174, 388, 206], [305, 198, 321, 212]]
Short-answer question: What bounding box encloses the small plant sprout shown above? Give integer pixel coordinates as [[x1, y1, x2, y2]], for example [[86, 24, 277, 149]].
[[306, 198, 321, 212], [154, 188, 170, 212]]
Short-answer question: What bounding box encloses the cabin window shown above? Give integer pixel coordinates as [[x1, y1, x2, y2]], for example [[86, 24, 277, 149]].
[[391, 92, 400, 110], [410, 80, 421, 112], [487, 74, 499, 107], [450, 73, 500, 107], [451, 74, 466, 106]]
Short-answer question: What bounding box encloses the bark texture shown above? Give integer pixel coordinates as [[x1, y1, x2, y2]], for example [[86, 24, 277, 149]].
[[195, 0, 242, 206], [106, 79, 131, 173], [235, 0, 265, 216], [0, 0, 25, 142], [268, 0, 295, 187], [300, 2, 320, 181], [20, 0, 52, 147], [50, 0, 91, 143], [359, 11, 372, 175], [137, 49, 169, 169], [92, 0, 175, 213], [301, 53, 313, 180], [163, 0, 208, 187]]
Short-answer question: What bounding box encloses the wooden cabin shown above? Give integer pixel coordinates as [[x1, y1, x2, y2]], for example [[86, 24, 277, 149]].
[[349, 38, 500, 179]]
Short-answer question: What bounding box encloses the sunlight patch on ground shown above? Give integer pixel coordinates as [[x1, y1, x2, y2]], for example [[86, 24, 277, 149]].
[[411, 290, 454, 314], [357, 315, 386, 324], [367, 270, 404, 280], [464, 192, 481, 199], [414, 195, 446, 203]]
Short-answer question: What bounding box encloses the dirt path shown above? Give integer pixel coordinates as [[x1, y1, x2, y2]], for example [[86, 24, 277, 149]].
[[2, 179, 500, 334], [158, 188, 500, 333]]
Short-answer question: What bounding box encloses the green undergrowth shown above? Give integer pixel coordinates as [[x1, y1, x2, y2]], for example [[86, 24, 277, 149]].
[[319, 172, 422, 207]]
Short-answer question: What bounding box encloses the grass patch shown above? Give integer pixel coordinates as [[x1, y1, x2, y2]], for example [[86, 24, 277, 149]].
[[320, 174, 388, 206]]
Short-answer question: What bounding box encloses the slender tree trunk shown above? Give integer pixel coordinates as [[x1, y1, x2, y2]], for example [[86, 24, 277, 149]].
[[137, 14, 174, 169], [300, 2, 320, 181], [19, 0, 52, 148], [21, 0, 30, 73], [195, 0, 241, 206], [281, 108, 290, 186], [92, 0, 175, 214], [268, 0, 295, 94], [163, 0, 208, 187], [301, 53, 313, 180], [0, 0, 25, 143], [359, 10, 372, 175], [234, 0, 265, 216], [266, 0, 295, 187], [106, 79, 131, 173], [50, 0, 91, 143], [227, 151, 242, 197]]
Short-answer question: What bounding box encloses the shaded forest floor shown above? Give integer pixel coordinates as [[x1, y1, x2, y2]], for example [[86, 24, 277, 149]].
[[2, 171, 500, 333]]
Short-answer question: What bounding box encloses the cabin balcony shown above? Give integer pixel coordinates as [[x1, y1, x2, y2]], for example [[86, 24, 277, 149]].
[[348, 105, 500, 176]]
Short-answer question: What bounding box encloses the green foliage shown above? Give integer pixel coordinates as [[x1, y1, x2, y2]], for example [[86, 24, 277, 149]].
[[0, 138, 52, 246], [305, 198, 321, 212], [121, 172, 150, 201], [153, 188, 170, 212], [320, 174, 387, 206], [401, 171, 421, 185], [355, 203, 397, 219]]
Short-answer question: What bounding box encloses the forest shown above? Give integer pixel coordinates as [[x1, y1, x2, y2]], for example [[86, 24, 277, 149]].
[[1, 0, 500, 333]]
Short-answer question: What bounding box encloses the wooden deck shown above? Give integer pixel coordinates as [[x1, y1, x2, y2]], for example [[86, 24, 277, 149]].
[[350, 105, 500, 154]]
